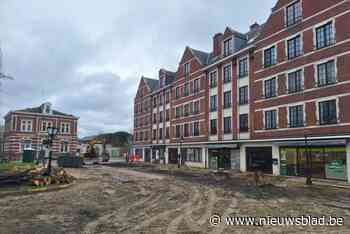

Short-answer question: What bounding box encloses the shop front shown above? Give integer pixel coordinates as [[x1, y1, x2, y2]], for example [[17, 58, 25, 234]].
[[208, 145, 239, 170], [280, 142, 347, 181]]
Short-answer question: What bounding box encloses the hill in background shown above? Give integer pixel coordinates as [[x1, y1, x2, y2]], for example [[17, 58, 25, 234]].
[[80, 131, 132, 147]]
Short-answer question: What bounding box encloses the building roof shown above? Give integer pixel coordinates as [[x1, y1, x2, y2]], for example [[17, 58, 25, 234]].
[[142, 77, 159, 92], [190, 48, 211, 66], [12, 104, 77, 118]]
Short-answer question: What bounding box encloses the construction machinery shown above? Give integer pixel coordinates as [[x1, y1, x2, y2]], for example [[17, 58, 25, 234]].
[[83, 139, 110, 163]]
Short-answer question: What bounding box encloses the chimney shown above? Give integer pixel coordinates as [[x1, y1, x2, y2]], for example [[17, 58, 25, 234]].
[[250, 22, 260, 32], [213, 33, 223, 57]]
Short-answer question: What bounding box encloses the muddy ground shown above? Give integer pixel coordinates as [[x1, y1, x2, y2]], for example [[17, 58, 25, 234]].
[[0, 163, 350, 234]]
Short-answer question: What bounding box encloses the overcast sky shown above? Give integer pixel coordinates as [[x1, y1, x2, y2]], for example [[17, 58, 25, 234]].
[[0, 0, 275, 137]]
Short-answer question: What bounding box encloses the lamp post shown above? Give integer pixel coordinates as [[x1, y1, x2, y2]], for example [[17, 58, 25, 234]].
[[45, 126, 59, 176], [304, 135, 312, 185], [177, 136, 184, 168]]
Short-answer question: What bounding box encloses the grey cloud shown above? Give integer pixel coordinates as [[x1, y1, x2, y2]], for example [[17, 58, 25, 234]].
[[0, 0, 275, 137]]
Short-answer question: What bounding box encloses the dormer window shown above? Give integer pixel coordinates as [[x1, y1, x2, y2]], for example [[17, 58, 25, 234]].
[[223, 38, 233, 56], [42, 102, 52, 114], [286, 0, 302, 27]]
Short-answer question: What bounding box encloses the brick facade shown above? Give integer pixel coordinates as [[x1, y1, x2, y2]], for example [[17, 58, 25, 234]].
[[4, 103, 78, 160]]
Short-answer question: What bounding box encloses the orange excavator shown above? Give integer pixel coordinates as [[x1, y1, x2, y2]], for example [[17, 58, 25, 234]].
[[84, 139, 110, 163]]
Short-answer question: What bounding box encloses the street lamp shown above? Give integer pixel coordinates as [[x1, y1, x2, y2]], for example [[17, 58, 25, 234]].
[[177, 136, 184, 168], [45, 126, 59, 176]]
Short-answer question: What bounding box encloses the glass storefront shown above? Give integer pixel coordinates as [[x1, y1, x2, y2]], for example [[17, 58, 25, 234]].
[[280, 146, 347, 181]]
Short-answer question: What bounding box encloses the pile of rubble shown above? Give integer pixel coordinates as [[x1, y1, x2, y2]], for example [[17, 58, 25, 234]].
[[0, 166, 74, 187]]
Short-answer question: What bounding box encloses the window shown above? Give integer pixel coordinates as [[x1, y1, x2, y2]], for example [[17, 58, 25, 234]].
[[264, 46, 277, 68], [21, 120, 33, 132], [21, 139, 32, 151], [193, 122, 200, 136], [239, 114, 249, 132], [287, 35, 302, 59], [317, 60, 336, 87], [184, 83, 190, 96], [193, 101, 200, 114], [289, 105, 304, 128], [286, 0, 302, 27], [223, 91, 232, 109], [319, 100, 337, 125], [60, 141, 69, 153], [210, 119, 217, 135], [265, 110, 277, 129], [288, 70, 303, 93], [210, 95, 217, 112], [165, 92, 170, 104], [184, 104, 190, 117], [153, 97, 157, 108], [238, 58, 248, 78], [159, 128, 163, 139], [166, 109, 170, 121], [223, 38, 233, 56], [166, 127, 170, 139], [175, 106, 181, 118], [224, 117, 232, 134], [175, 87, 180, 99], [316, 22, 335, 49], [210, 71, 217, 88], [193, 79, 200, 94], [153, 129, 157, 140], [184, 63, 190, 76], [264, 78, 277, 98], [159, 111, 163, 123], [61, 123, 70, 134], [153, 113, 157, 123], [186, 149, 202, 162], [41, 121, 52, 132], [239, 86, 249, 105], [184, 124, 189, 137], [159, 95, 163, 105], [223, 65, 232, 83], [176, 125, 181, 138]]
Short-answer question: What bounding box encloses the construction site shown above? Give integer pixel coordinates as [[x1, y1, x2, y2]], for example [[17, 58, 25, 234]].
[[0, 162, 349, 234]]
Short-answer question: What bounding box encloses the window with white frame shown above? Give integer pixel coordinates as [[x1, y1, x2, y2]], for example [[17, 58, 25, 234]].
[[184, 63, 190, 76], [289, 105, 304, 128], [223, 38, 233, 56], [223, 91, 232, 109], [60, 122, 70, 134], [21, 120, 33, 132], [288, 69, 303, 93], [265, 110, 277, 129], [193, 121, 200, 136], [223, 65, 232, 83], [193, 78, 200, 94], [319, 100, 337, 125], [193, 100, 200, 114], [60, 141, 69, 153], [286, 0, 302, 27], [264, 46, 277, 68], [239, 86, 249, 105], [41, 121, 53, 132], [238, 57, 248, 78], [315, 21, 335, 49], [317, 60, 336, 87], [224, 117, 232, 134], [21, 139, 32, 151], [239, 114, 249, 132], [210, 95, 217, 112], [264, 78, 277, 98], [287, 35, 302, 59], [209, 71, 217, 88]]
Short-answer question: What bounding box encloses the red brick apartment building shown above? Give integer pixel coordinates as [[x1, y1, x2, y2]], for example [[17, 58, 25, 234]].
[[133, 0, 350, 182], [3, 102, 79, 160]]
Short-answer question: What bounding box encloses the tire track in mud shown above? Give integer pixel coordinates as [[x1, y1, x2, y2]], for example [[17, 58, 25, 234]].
[[127, 183, 199, 233], [83, 183, 155, 234], [165, 187, 201, 233]]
